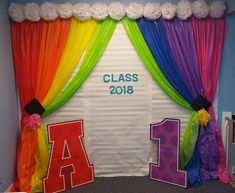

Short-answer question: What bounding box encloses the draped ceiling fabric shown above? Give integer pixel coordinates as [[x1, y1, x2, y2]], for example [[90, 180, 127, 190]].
[[163, 17, 205, 186], [42, 18, 97, 107], [11, 17, 117, 192], [11, 20, 45, 192], [43, 18, 117, 117], [10, 4, 228, 192], [123, 16, 229, 186], [137, 18, 194, 103], [192, 16, 229, 183], [123, 17, 200, 186]]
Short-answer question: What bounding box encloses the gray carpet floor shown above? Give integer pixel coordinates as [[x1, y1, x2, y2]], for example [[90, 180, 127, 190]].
[[67, 177, 235, 193]]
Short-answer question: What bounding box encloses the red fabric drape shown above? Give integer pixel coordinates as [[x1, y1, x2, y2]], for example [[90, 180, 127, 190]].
[[11, 20, 43, 112], [11, 20, 44, 192], [192, 16, 230, 183], [11, 18, 71, 192]]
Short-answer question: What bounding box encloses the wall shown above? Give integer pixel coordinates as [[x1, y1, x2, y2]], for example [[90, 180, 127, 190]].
[[227, 0, 235, 13], [8, 0, 234, 7], [218, 12, 235, 166], [8, 0, 235, 13], [219, 13, 235, 125], [0, 0, 19, 191], [7, 0, 177, 4]]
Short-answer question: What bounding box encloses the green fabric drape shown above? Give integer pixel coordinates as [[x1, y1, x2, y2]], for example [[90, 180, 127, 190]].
[[43, 18, 117, 117], [122, 17, 190, 109], [122, 17, 198, 168], [180, 111, 199, 168]]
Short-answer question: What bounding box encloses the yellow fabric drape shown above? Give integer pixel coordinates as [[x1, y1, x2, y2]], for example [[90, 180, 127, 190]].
[[31, 126, 49, 192], [42, 18, 97, 107], [30, 19, 97, 192], [29, 18, 72, 192], [35, 19, 72, 102]]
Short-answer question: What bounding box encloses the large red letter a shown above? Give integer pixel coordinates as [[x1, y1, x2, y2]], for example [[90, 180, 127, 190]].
[[43, 120, 94, 193]]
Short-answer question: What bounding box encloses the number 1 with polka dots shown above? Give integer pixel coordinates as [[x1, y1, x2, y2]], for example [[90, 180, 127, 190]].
[[150, 118, 187, 188]]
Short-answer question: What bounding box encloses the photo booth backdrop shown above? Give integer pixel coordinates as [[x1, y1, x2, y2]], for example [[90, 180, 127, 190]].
[[8, 1, 228, 192], [43, 22, 196, 177], [0, 0, 234, 192]]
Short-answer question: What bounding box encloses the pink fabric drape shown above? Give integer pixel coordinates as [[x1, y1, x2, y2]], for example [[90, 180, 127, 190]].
[[192, 16, 230, 183]]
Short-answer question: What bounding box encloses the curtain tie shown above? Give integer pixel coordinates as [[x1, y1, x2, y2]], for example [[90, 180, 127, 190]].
[[191, 95, 211, 126], [23, 114, 41, 130]]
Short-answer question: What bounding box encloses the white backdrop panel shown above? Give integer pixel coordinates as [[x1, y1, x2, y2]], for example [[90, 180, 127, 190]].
[[43, 23, 217, 177]]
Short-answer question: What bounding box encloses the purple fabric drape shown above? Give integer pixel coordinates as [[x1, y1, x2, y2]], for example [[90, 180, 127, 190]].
[[137, 18, 194, 103], [199, 121, 218, 181], [163, 18, 208, 186], [163, 18, 203, 98]]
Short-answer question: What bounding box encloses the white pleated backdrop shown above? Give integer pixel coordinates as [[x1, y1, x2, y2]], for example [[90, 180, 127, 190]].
[[43, 22, 218, 177]]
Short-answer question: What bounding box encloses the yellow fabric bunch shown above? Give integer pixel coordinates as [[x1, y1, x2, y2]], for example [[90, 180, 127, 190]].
[[198, 108, 211, 126]]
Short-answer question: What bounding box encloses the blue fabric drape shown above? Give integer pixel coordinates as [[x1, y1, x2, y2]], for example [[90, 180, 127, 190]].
[[137, 17, 203, 187], [184, 134, 202, 187], [137, 18, 194, 103]]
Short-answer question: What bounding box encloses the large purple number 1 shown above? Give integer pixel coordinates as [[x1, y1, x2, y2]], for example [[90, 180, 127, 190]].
[[150, 119, 187, 188]]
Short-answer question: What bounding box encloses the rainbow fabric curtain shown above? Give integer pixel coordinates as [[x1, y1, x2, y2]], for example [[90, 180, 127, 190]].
[[122, 16, 229, 186], [11, 17, 117, 192], [10, 8, 228, 192]]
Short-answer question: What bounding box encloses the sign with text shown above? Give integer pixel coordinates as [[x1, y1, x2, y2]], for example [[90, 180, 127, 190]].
[[103, 73, 139, 95], [43, 120, 94, 193], [150, 119, 187, 188]]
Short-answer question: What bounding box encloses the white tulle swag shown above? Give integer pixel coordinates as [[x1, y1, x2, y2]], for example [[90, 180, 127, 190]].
[[143, 3, 161, 20], [8, 3, 25, 23], [108, 2, 126, 20], [126, 3, 143, 20], [192, 0, 209, 19], [23, 3, 41, 22], [57, 3, 73, 19], [40, 2, 58, 21], [8, 1, 227, 22], [73, 3, 91, 21], [177, 0, 192, 20], [161, 2, 177, 20], [90, 3, 108, 21], [209, 1, 227, 18]]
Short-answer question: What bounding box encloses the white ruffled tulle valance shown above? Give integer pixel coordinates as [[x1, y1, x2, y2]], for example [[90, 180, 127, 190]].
[[8, 0, 227, 23], [192, 0, 210, 19], [161, 2, 177, 20], [143, 3, 161, 20], [177, 0, 192, 20]]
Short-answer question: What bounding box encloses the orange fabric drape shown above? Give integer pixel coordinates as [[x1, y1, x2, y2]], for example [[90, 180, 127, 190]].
[[10, 18, 71, 192], [36, 18, 72, 102]]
